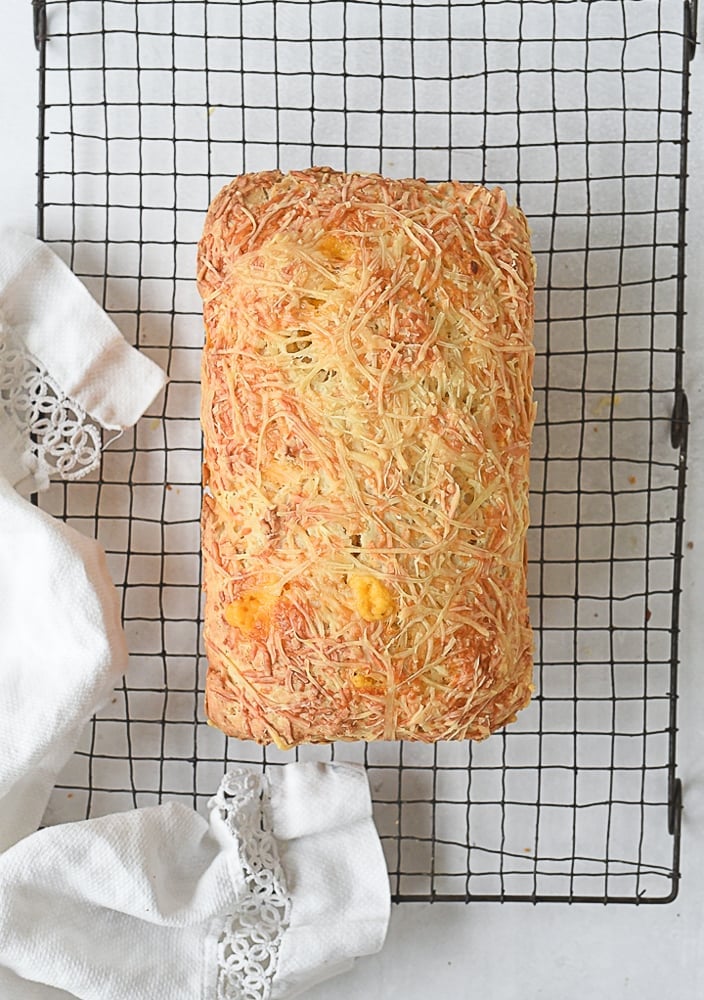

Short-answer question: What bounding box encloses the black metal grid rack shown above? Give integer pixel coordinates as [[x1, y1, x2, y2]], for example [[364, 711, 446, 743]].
[[34, 0, 695, 903]]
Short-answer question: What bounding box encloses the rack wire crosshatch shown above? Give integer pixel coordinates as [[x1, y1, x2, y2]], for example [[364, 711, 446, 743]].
[[33, 0, 695, 904]]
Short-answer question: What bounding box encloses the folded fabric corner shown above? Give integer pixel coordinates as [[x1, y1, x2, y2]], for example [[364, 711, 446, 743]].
[[270, 762, 391, 999], [0, 229, 167, 432], [210, 763, 391, 1000]]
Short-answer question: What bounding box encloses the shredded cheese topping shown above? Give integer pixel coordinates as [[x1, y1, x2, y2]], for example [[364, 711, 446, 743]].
[[198, 167, 536, 748]]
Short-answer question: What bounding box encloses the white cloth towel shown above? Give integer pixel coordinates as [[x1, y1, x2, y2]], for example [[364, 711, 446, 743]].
[[0, 229, 166, 847], [0, 232, 391, 999], [0, 229, 164, 432], [0, 474, 129, 852], [0, 764, 390, 1000]]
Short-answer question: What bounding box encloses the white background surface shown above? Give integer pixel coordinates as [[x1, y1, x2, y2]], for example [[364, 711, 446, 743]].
[[2, 1, 704, 996]]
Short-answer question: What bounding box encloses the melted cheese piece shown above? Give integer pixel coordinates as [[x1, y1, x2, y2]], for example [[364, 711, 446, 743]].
[[224, 589, 277, 634], [348, 574, 395, 622]]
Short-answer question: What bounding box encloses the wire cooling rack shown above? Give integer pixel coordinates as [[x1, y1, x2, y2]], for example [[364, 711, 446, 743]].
[[33, 0, 695, 903]]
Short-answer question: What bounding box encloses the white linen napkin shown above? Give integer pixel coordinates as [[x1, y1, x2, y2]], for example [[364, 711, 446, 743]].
[[0, 474, 129, 852], [0, 229, 166, 847], [0, 232, 391, 999], [0, 763, 390, 1000], [0, 229, 165, 433]]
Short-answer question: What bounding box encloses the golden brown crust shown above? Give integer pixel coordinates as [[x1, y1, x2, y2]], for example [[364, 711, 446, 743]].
[[198, 167, 535, 748]]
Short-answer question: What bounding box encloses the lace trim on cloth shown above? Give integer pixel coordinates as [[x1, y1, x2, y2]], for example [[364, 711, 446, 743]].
[[0, 322, 102, 483], [210, 770, 291, 1000]]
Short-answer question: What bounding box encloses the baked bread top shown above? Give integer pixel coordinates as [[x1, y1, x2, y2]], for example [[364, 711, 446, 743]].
[[198, 168, 536, 747]]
